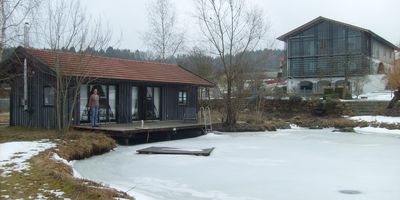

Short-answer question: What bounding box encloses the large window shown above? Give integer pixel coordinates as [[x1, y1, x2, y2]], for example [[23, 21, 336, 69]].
[[145, 87, 160, 120], [289, 58, 303, 77], [132, 87, 139, 120], [79, 84, 117, 123], [43, 86, 55, 106], [289, 38, 301, 57], [348, 36, 361, 53], [348, 29, 361, 53], [178, 91, 187, 105], [317, 39, 329, 55], [79, 85, 89, 121], [333, 38, 346, 54], [303, 38, 315, 56], [108, 85, 117, 121], [303, 58, 316, 75]]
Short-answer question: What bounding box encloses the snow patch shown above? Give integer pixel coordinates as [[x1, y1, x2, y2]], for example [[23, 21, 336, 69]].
[[344, 90, 394, 101], [51, 153, 71, 166], [38, 188, 70, 199], [0, 140, 55, 176], [349, 115, 400, 124], [354, 127, 400, 135]]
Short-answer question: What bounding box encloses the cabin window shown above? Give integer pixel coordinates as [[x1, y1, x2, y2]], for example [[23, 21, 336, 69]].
[[178, 91, 187, 105], [43, 86, 55, 106]]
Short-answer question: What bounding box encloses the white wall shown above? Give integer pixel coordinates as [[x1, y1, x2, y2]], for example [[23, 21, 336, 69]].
[[287, 75, 387, 95]]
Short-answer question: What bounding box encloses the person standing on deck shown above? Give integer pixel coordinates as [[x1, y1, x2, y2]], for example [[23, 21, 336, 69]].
[[88, 89, 100, 127]]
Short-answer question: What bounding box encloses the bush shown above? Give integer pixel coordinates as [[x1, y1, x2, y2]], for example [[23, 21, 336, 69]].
[[324, 87, 352, 100], [289, 95, 302, 103]]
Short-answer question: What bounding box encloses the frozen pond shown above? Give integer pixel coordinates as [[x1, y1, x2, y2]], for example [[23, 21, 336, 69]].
[[73, 127, 400, 200]]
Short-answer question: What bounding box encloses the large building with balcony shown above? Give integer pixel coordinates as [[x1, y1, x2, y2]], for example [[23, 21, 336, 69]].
[[278, 16, 399, 95]]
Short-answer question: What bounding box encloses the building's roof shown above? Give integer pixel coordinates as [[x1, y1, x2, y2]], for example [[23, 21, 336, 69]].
[[19, 47, 213, 87], [277, 16, 399, 50]]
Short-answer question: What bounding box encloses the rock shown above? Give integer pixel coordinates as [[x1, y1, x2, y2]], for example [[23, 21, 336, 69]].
[[332, 127, 355, 132]]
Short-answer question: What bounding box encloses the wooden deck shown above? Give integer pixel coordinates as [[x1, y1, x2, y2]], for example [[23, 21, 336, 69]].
[[137, 146, 215, 156], [73, 120, 206, 144]]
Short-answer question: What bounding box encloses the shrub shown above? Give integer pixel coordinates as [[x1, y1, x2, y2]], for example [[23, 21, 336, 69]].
[[289, 95, 302, 103]]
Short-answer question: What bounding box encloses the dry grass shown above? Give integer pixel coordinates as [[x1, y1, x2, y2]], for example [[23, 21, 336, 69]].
[[218, 112, 400, 132], [0, 112, 9, 123], [0, 127, 134, 200], [289, 115, 365, 128], [0, 127, 59, 143], [57, 132, 116, 161]]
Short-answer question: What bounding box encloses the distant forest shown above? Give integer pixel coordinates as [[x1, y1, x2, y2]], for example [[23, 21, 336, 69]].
[[2, 47, 284, 80]]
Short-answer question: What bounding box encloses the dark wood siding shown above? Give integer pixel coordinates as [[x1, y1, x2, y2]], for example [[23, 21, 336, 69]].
[[163, 85, 198, 120], [10, 61, 56, 128], [10, 65, 201, 128], [118, 82, 132, 123]]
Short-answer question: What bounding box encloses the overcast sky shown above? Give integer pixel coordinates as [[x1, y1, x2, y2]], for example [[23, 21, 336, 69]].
[[82, 0, 400, 51]]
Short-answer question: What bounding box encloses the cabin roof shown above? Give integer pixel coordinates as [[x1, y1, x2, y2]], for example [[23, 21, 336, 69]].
[[17, 47, 214, 87], [277, 16, 399, 50]]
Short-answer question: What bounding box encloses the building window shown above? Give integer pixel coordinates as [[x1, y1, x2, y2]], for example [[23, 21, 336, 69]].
[[178, 91, 187, 105], [289, 38, 301, 57], [303, 38, 315, 56], [44, 86, 55, 106]]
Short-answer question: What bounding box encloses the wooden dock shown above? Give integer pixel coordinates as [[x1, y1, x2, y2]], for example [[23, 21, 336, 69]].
[[73, 120, 206, 144], [137, 146, 215, 156]]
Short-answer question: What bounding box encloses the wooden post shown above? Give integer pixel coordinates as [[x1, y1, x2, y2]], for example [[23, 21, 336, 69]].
[[124, 138, 129, 145], [168, 131, 172, 140]]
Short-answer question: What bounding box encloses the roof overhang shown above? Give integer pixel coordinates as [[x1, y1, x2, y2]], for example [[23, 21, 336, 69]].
[[277, 16, 399, 50]]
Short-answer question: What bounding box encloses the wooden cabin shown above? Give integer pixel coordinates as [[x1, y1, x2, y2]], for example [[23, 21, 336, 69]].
[[2, 47, 213, 128]]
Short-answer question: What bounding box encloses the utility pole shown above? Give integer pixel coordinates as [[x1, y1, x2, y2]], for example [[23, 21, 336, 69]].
[[24, 22, 29, 48], [23, 22, 29, 111]]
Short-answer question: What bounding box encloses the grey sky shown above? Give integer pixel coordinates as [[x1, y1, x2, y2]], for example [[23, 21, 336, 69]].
[[83, 0, 400, 51]]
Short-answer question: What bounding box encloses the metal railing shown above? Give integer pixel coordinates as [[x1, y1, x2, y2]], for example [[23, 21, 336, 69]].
[[200, 106, 212, 133]]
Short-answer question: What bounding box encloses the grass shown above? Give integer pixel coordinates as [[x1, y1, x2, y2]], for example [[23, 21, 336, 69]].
[[0, 127, 60, 143], [0, 127, 134, 200], [214, 111, 400, 132], [0, 112, 9, 123]]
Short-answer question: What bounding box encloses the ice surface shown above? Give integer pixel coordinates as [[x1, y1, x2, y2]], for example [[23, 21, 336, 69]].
[[0, 140, 55, 176], [349, 115, 400, 124], [73, 129, 400, 200]]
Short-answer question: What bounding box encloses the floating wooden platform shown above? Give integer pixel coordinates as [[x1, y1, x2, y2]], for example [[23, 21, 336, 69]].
[[137, 146, 215, 156]]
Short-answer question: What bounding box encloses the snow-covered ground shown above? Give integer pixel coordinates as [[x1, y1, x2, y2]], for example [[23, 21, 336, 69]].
[[349, 115, 400, 124], [73, 128, 400, 200], [0, 140, 55, 176], [354, 127, 400, 135], [347, 90, 394, 101]]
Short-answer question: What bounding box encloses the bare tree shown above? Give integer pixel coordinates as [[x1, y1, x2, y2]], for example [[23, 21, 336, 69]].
[[0, 0, 41, 61], [387, 59, 400, 109], [195, 0, 269, 127], [351, 75, 367, 99], [177, 47, 214, 80], [42, 0, 112, 133], [144, 0, 184, 61]]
